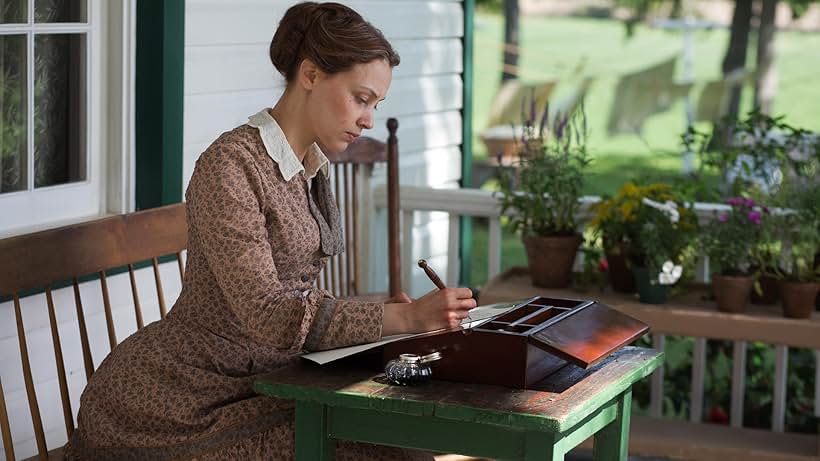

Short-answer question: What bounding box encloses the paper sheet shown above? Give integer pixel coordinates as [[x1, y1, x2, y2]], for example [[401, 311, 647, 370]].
[[301, 300, 525, 365]]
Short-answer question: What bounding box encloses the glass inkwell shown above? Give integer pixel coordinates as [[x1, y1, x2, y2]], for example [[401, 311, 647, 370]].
[[384, 352, 442, 386]]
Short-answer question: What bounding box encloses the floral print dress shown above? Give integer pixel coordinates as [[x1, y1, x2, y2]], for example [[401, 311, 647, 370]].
[[64, 110, 431, 461]]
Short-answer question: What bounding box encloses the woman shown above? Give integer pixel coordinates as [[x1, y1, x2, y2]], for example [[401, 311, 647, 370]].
[[65, 3, 475, 460]]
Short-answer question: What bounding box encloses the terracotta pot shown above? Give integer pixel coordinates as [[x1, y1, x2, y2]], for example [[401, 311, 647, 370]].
[[604, 241, 635, 294], [522, 234, 582, 288], [750, 273, 779, 305], [712, 274, 754, 313], [632, 266, 668, 304], [780, 281, 819, 319]]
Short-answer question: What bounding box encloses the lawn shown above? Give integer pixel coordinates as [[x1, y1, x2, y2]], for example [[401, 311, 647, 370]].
[[467, 13, 820, 287]]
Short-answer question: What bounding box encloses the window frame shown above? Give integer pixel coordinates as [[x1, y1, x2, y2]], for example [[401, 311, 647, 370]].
[[0, 0, 104, 237]]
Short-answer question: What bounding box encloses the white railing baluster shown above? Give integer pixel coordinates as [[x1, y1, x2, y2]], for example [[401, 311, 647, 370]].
[[447, 214, 460, 286], [402, 210, 414, 293], [650, 333, 666, 418], [815, 350, 820, 418], [690, 337, 706, 422], [772, 345, 788, 432], [487, 217, 502, 280], [731, 340, 747, 427]]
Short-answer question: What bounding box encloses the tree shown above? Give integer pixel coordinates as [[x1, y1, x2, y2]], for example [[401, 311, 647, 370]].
[[502, 0, 519, 82]]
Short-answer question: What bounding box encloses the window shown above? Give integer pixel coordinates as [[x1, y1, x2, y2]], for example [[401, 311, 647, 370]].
[[0, 0, 105, 236]]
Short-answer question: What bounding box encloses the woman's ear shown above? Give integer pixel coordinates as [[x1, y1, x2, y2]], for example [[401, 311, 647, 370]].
[[297, 58, 321, 90]]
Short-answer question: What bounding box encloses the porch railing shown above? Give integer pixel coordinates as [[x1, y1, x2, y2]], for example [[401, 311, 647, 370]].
[[373, 184, 820, 457]]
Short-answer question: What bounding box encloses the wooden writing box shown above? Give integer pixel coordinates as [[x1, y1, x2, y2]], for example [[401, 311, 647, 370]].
[[382, 296, 649, 389]]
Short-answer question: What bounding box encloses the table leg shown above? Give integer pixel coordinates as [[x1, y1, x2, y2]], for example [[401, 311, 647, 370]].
[[295, 401, 335, 461], [592, 389, 632, 461], [523, 432, 564, 461]]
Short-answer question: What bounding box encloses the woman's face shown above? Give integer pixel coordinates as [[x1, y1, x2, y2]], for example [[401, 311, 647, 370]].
[[306, 59, 393, 153]]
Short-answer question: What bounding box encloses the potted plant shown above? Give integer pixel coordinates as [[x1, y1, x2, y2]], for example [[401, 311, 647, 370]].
[[590, 182, 675, 293], [768, 184, 820, 318], [625, 188, 698, 304], [701, 197, 768, 313], [496, 102, 591, 288]]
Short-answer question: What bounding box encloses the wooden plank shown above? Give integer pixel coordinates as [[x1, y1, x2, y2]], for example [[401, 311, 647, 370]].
[[182, 75, 461, 144], [479, 267, 820, 350], [0, 378, 14, 461], [773, 345, 788, 432], [254, 347, 662, 433], [487, 218, 501, 280], [649, 333, 665, 418], [0, 204, 186, 295], [185, 39, 462, 94], [690, 338, 706, 423], [731, 341, 746, 427], [185, 1, 463, 46], [621, 415, 819, 461], [815, 350, 820, 418], [446, 214, 460, 286]]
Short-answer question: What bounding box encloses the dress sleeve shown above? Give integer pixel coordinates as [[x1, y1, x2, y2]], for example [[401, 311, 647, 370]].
[[186, 141, 383, 352]]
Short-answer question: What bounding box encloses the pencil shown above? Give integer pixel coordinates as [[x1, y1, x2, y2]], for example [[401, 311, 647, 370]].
[[417, 259, 446, 290]]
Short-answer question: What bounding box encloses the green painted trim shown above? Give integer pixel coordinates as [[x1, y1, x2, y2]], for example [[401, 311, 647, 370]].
[[327, 406, 529, 459], [135, 0, 185, 209], [460, 0, 475, 287]]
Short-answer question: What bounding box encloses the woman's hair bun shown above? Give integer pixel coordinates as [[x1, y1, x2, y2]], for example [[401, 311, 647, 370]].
[[270, 2, 400, 82]]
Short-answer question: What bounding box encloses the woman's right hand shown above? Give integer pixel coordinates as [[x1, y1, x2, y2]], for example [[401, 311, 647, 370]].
[[382, 287, 476, 336]]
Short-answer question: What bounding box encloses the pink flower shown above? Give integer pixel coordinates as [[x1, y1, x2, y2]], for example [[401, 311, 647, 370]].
[[747, 211, 762, 224], [726, 197, 743, 206], [718, 213, 729, 222]]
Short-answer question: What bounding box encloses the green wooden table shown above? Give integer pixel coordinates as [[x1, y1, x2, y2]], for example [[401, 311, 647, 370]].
[[254, 346, 662, 461]]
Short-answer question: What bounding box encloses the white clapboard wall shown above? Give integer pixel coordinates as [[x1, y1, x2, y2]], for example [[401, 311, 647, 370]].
[[183, 0, 465, 298]]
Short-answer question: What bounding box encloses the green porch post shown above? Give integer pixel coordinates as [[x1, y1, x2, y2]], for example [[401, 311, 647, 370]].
[[135, 0, 185, 209], [460, 0, 475, 287]]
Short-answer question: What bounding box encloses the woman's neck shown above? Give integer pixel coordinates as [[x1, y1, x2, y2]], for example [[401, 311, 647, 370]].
[[269, 90, 314, 163]]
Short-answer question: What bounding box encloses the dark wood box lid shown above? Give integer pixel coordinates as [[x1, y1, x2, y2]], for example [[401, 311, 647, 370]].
[[526, 298, 649, 368]]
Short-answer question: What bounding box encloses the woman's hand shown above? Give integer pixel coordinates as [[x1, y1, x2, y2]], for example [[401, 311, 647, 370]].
[[385, 291, 413, 304], [382, 287, 476, 336]]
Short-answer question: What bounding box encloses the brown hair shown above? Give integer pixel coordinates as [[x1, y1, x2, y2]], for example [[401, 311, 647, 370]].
[[270, 2, 400, 82]]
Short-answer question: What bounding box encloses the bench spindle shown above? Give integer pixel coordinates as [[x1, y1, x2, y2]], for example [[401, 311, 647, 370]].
[[73, 278, 95, 380], [128, 263, 144, 330], [176, 251, 185, 280], [13, 294, 48, 460], [343, 164, 353, 297], [99, 271, 118, 349], [152, 257, 168, 318], [46, 287, 75, 438], [351, 164, 359, 294], [690, 337, 707, 422], [0, 378, 15, 461]]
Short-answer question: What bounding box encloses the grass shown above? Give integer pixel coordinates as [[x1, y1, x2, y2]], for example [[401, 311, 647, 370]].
[[467, 13, 820, 288]]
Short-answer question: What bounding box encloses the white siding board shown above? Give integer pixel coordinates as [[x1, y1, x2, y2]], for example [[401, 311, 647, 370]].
[[185, 39, 462, 95], [186, 1, 462, 46], [184, 110, 462, 190], [183, 76, 461, 146]]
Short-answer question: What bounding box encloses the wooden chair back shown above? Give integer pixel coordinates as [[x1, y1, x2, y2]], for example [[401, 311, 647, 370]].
[[319, 118, 401, 298], [0, 203, 187, 461]]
